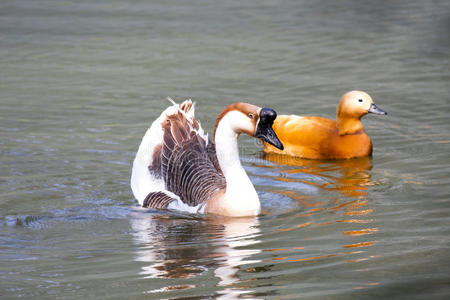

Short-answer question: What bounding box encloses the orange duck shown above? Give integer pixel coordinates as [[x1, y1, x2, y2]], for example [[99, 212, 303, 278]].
[[264, 91, 387, 159]]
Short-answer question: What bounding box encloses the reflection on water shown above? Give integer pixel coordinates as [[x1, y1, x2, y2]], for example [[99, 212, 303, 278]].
[[130, 212, 261, 298], [264, 153, 372, 198], [126, 152, 381, 297], [260, 153, 378, 265]]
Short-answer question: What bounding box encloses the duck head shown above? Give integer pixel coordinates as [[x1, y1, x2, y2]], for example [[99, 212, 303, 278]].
[[337, 90, 387, 119], [214, 102, 284, 150]]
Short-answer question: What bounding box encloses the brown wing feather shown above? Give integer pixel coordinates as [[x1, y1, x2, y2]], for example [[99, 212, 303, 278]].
[[180, 101, 192, 112], [160, 111, 226, 207], [206, 141, 223, 175], [165, 139, 226, 206], [143, 191, 176, 209]]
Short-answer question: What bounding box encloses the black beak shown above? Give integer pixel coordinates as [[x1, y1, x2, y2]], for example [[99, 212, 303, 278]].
[[368, 103, 387, 115], [255, 108, 284, 150]]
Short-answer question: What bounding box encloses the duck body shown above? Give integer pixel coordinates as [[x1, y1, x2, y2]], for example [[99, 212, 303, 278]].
[[131, 100, 283, 217], [266, 115, 372, 159], [264, 91, 386, 160]]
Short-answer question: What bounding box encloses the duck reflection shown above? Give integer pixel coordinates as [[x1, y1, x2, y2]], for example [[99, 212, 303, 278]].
[[130, 212, 261, 297], [260, 152, 378, 261], [263, 152, 372, 199]]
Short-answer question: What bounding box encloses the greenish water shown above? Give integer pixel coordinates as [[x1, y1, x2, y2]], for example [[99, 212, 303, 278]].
[[1, 0, 449, 299]]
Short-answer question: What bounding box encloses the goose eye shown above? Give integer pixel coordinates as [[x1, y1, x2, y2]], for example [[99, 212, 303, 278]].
[[358, 99, 363, 103], [248, 113, 254, 119]]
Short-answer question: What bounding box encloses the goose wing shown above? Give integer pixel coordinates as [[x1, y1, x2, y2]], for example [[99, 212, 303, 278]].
[[138, 100, 225, 210], [160, 110, 226, 207], [206, 141, 223, 175], [142, 191, 178, 209]]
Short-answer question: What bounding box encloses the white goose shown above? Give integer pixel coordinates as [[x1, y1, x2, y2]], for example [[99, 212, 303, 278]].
[[130, 100, 283, 217]]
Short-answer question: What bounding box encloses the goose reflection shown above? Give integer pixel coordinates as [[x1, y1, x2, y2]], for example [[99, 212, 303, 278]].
[[130, 211, 261, 297]]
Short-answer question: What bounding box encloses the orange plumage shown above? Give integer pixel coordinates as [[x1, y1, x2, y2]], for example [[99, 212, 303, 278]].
[[264, 91, 387, 159]]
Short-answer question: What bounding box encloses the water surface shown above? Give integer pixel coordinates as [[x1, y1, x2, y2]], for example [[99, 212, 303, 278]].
[[1, 0, 449, 299]]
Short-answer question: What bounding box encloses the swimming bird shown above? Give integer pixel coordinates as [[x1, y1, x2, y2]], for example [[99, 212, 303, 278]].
[[264, 91, 386, 159], [131, 100, 283, 217]]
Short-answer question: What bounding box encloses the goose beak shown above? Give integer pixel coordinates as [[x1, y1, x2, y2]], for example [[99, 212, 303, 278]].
[[368, 103, 387, 115], [255, 108, 284, 150]]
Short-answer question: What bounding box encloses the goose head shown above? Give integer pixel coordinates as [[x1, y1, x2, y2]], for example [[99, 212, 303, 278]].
[[214, 102, 283, 150], [337, 90, 387, 120]]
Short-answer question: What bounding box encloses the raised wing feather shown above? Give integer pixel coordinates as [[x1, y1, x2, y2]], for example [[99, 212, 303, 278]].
[[161, 112, 226, 207], [164, 137, 226, 206], [206, 141, 223, 175], [143, 101, 225, 210]]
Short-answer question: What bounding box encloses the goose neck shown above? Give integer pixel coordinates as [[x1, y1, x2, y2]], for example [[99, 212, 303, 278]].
[[214, 113, 260, 215], [214, 116, 245, 178]]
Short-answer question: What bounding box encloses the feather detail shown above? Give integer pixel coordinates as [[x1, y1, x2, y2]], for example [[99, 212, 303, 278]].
[[206, 141, 223, 175], [143, 191, 177, 209], [139, 99, 226, 210], [161, 114, 226, 207]]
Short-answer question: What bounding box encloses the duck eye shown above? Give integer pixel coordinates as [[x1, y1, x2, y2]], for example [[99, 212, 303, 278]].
[[358, 99, 363, 102], [248, 113, 254, 119]]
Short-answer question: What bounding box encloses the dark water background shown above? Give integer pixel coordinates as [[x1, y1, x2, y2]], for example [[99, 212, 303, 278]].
[[1, 0, 449, 299]]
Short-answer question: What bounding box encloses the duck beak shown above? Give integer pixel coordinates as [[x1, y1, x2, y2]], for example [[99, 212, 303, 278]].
[[368, 103, 387, 115], [255, 108, 284, 150]]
